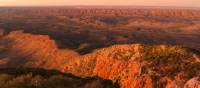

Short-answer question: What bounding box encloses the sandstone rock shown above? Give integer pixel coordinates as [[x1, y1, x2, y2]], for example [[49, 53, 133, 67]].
[[63, 44, 200, 88], [184, 77, 200, 88], [1, 30, 79, 70]]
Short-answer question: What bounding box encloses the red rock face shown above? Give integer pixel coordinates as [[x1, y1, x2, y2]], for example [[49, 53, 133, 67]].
[[63, 44, 200, 88], [0, 30, 79, 70], [184, 77, 200, 88], [63, 44, 150, 87]]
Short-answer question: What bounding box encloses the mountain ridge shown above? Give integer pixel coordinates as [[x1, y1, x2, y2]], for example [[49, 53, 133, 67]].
[[0, 30, 199, 88]]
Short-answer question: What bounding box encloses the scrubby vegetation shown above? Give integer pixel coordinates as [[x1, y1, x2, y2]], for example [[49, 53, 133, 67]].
[[0, 68, 118, 88], [138, 45, 200, 79]]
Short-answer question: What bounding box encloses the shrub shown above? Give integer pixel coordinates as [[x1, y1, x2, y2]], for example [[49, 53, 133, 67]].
[[138, 45, 199, 79], [0, 68, 117, 88]]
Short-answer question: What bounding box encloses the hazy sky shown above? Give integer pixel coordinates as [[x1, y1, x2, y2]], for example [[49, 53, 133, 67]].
[[0, 0, 199, 7]]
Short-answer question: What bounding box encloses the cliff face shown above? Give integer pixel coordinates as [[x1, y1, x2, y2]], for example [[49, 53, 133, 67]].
[[0, 30, 79, 70], [63, 44, 200, 88]]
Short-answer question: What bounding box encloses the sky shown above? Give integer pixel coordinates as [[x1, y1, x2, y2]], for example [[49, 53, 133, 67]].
[[0, 0, 199, 7]]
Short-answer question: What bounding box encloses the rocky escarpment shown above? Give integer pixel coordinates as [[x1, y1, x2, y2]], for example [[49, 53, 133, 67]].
[[63, 44, 200, 88], [0, 30, 79, 70], [0, 30, 199, 88]]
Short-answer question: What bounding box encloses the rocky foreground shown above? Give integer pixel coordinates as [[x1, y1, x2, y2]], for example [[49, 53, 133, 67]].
[[64, 44, 200, 88], [0, 31, 199, 88]]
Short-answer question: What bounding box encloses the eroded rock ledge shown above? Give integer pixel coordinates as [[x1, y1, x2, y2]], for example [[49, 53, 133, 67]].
[[64, 44, 200, 88]]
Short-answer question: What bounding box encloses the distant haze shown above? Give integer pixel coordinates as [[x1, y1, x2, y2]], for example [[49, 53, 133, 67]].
[[0, 0, 200, 7]]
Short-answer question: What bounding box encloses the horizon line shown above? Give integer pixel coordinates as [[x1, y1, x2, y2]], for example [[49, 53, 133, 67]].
[[0, 5, 200, 8]]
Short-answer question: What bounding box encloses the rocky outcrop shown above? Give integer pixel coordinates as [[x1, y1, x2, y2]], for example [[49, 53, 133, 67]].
[[184, 77, 200, 88], [0, 30, 79, 70], [63, 44, 200, 88]]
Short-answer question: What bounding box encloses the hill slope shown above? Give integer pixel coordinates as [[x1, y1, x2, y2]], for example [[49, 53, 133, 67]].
[[0, 30, 79, 70], [63, 44, 200, 88], [0, 68, 117, 88], [0, 31, 199, 88]]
